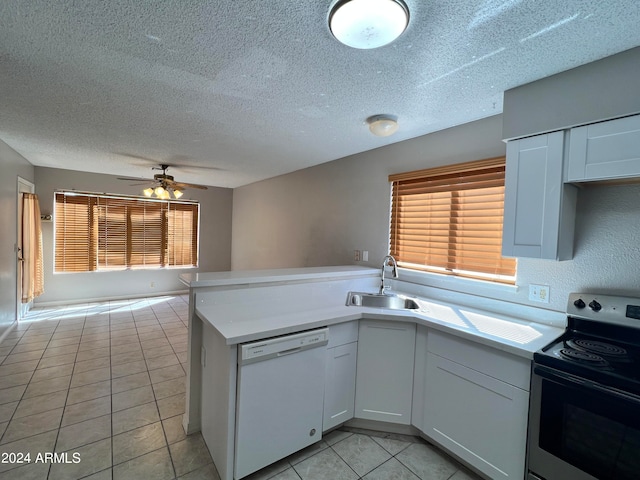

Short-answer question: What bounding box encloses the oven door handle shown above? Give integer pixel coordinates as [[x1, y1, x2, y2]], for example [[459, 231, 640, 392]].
[[534, 364, 640, 406]]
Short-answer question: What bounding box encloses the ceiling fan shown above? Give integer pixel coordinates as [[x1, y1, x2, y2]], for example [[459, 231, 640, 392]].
[[118, 164, 208, 199]]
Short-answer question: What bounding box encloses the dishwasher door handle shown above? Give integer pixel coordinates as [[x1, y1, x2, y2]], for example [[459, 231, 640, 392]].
[[277, 347, 303, 357]]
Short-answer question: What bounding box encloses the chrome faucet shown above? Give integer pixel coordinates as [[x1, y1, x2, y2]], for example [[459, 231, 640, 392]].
[[379, 255, 399, 295]]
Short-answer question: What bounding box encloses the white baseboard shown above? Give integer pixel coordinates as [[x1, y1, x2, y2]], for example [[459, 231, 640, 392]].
[[344, 418, 420, 436], [0, 321, 17, 347], [32, 289, 189, 308]]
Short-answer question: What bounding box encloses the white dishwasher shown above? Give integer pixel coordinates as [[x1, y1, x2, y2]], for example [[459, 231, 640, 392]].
[[234, 328, 329, 479]]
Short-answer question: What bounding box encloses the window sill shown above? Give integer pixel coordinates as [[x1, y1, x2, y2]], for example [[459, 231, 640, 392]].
[[395, 267, 519, 298], [53, 266, 198, 274]]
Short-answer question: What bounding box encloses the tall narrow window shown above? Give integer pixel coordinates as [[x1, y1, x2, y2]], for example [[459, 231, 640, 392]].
[[389, 157, 516, 284], [54, 192, 199, 273]]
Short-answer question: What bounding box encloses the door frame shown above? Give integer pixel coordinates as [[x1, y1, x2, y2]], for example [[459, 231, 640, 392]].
[[17, 176, 35, 321]]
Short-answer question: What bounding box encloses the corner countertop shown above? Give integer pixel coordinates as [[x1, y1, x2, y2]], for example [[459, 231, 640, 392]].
[[195, 293, 565, 359], [180, 265, 379, 288]]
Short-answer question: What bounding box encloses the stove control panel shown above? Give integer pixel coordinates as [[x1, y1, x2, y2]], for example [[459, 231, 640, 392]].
[[568, 293, 640, 327]]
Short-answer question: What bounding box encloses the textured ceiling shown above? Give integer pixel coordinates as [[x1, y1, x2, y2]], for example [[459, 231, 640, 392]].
[[1, 1, 639, 188]]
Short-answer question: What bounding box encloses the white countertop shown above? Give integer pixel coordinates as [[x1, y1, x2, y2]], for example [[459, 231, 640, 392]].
[[180, 265, 378, 288], [195, 293, 565, 359]]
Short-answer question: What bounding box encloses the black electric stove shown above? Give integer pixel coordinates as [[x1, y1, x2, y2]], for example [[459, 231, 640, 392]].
[[534, 293, 640, 397], [528, 293, 640, 480]]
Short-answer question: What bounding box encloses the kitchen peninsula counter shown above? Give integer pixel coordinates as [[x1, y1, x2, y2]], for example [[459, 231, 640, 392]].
[[180, 266, 565, 480]]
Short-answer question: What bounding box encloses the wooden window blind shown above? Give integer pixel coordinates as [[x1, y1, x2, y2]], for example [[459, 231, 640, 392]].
[[54, 192, 199, 273], [389, 157, 516, 284]]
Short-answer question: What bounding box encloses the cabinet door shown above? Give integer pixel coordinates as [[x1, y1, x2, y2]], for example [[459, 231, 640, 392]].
[[568, 114, 640, 182], [502, 131, 577, 260], [423, 353, 529, 479], [323, 342, 357, 431], [354, 320, 415, 425]]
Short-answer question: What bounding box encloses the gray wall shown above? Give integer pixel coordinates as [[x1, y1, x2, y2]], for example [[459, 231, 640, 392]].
[[232, 115, 505, 270], [0, 140, 35, 338], [503, 47, 640, 140], [35, 167, 233, 304], [232, 114, 640, 313]]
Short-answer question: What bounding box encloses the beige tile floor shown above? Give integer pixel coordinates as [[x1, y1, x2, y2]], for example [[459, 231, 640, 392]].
[[0, 296, 483, 480], [244, 427, 484, 480]]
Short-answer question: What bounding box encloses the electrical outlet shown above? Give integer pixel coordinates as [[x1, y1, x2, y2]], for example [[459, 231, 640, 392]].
[[354, 250, 361, 261], [150, 281, 156, 288], [529, 284, 550, 303]]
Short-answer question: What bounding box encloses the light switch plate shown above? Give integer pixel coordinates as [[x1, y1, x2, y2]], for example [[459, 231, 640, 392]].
[[529, 284, 550, 303]]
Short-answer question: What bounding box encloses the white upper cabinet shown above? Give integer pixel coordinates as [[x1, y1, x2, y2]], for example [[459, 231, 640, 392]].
[[567, 114, 640, 182], [502, 131, 577, 260]]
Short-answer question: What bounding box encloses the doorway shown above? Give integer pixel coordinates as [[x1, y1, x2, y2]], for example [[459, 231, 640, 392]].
[[17, 177, 35, 320]]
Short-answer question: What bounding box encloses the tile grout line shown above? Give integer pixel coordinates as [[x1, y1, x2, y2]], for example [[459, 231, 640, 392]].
[[134, 300, 178, 479], [2, 296, 210, 480], [109, 301, 116, 480], [106, 297, 187, 477], [0, 316, 68, 446], [48, 311, 87, 480], [0, 311, 87, 478]]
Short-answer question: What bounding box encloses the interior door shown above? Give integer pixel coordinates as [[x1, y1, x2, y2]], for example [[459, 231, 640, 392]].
[[17, 177, 35, 320]]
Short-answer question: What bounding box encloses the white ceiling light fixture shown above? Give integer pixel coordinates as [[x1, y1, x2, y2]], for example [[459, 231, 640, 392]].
[[329, 0, 410, 49], [367, 115, 399, 136]]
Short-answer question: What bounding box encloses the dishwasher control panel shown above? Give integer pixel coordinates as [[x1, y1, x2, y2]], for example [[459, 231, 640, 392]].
[[239, 328, 329, 365]]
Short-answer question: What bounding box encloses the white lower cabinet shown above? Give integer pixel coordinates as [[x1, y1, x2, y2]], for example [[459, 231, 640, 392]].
[[423, 332, 530, 479], [323, 342, 357, 431], [323, 321, 358, 431], [354, 320, 416, 425]]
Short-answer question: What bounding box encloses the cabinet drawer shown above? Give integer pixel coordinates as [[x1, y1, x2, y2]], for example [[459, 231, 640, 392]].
[[327, 321, 358, 348], [427, 330, 530, 390]]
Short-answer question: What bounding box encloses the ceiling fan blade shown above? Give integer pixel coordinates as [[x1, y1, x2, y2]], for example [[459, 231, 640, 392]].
[[117, 176, 152, 182], [172, 182, 208, 190]]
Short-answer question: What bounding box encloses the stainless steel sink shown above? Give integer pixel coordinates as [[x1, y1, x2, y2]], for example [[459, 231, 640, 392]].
[[346, 291, 419, 310]]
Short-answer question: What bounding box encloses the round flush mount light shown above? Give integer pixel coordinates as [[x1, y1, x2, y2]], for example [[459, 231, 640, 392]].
[[367, 114, 399, 137], [329, 0, 410, 49]]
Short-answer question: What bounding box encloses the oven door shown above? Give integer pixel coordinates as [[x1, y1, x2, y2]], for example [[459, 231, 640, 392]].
[[528, 364, 640, 480]]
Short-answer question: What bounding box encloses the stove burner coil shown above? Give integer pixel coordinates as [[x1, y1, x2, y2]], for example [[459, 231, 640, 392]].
[[559, 348, 610, 367], [568, 339, 628, 357]]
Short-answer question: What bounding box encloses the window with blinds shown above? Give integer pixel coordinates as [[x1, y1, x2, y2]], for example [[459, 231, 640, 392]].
[[54, 192, 199, 273], [389, 157, 516, 284]]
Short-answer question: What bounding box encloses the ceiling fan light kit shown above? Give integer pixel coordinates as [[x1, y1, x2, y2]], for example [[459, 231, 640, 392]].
[[117, 164, 208, 199], [329, 0, 409, 49]]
